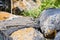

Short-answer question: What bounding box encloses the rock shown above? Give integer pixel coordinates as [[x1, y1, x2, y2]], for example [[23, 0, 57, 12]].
[[0, 11, 13, 20], [39, 8, 60, 38], [12, 0, 41, 14], [54, 31, 60, 40], [0, 12, 39, 36], [40, 8, 60, 27], [0, 15, 38, 30], [0, 30, 12, 40], [10, 27, 45, 40], [41, 14, 60, 38], [12, 0, 41, 10]]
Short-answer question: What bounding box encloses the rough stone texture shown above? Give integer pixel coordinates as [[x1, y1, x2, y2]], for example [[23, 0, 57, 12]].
[[40, 8, 60, 27], [54, 31, 60, 40], [12, 0, 41, 14], [0, 16, 37, 30], [2, 8, 60, 40], [43, 14, 60, 33], [39, 8, 60, 38], [0, 11, 13, 20], [10, 27, 45, 40], [40, 14, 60, 38], [0, 30, 12, 40], [0, 12, 39, 31], [12, 0, 41, 11]]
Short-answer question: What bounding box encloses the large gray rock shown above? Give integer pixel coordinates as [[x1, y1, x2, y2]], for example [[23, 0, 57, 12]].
[[39, 8, 60, 38], [0, 16, 38, 30], [40, 8, 60, 27], [0, 15, 39, 36]]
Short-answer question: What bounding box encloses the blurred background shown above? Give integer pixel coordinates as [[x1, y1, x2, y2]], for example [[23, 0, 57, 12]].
[[0, 0, 60, 18]]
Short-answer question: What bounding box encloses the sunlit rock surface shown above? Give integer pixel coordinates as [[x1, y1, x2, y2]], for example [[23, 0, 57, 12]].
[[0, 12, 13, 20], [10, 27, 45, 40], [12, 0, 41, 11]]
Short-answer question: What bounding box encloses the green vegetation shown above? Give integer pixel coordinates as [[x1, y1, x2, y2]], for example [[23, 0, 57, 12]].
[[22, 0, 60, 18], [39, 0, 60, 11], [22, 8, 40, 18]]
